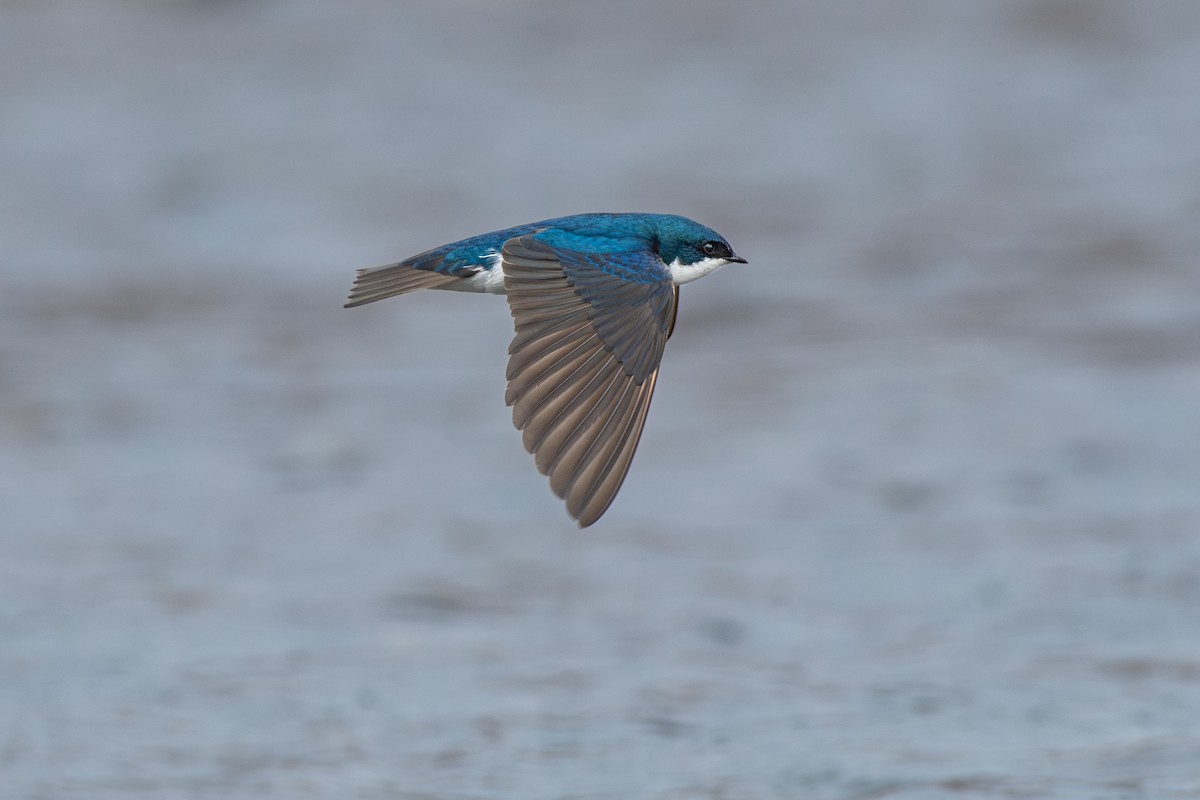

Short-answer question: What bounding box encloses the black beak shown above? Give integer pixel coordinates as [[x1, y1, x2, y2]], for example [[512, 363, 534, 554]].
[[728, 255, 748, 264]]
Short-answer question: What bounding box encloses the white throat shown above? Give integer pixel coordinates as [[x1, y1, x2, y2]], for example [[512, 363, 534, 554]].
[[666, 256, 731, 285]]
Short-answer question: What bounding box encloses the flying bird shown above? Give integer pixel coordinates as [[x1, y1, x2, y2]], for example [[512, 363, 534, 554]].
[[345, 213, 745, 527]]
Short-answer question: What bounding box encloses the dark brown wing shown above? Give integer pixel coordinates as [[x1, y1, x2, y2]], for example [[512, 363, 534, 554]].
[[502, 235, 677, 527]]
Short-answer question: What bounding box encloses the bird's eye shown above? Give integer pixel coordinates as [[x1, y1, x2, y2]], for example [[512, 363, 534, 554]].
[[702, 241, 730, 258]]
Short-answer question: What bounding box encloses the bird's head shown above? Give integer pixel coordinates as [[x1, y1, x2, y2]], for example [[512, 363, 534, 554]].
[[651, 215, 746, 285]]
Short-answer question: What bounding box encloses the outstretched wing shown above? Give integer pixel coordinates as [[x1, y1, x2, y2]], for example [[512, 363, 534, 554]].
[[502, 235, 678, 527]]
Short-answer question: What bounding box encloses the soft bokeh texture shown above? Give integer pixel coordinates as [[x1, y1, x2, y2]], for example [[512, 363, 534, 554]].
[[3, 2, 1199, 798]]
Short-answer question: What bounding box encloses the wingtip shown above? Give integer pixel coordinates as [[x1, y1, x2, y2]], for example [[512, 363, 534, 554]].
[[573, 504, 605, 528]]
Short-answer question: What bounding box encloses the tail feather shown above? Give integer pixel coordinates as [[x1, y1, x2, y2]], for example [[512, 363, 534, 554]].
[[344, 262, 460, 308]]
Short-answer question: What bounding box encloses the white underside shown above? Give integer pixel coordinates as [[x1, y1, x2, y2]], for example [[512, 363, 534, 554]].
[[436, 251, 731, 294], [666, 256, 731, 285], [440, 250, 507, 294]]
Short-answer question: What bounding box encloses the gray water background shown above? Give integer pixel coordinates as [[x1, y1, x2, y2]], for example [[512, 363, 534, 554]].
[[3, 2, 1200, 797]]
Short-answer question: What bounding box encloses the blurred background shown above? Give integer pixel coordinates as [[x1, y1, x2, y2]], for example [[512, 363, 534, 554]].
[[3, 1, 1200, 797]]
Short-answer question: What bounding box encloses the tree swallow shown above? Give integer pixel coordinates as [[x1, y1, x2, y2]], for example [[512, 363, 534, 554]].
[[345, 213, 746, 527]]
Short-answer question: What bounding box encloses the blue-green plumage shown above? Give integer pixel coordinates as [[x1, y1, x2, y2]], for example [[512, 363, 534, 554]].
[[390, 213, 739, 284], [345, 212, 745, 527]]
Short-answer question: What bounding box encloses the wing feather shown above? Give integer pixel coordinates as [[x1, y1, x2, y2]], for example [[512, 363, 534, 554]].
[[572, 373, 658, 526], [511, 343, 611, 431], [547, 373, 637, 497], [523, 358, 621, 458], [502, 235, 677, 527]]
